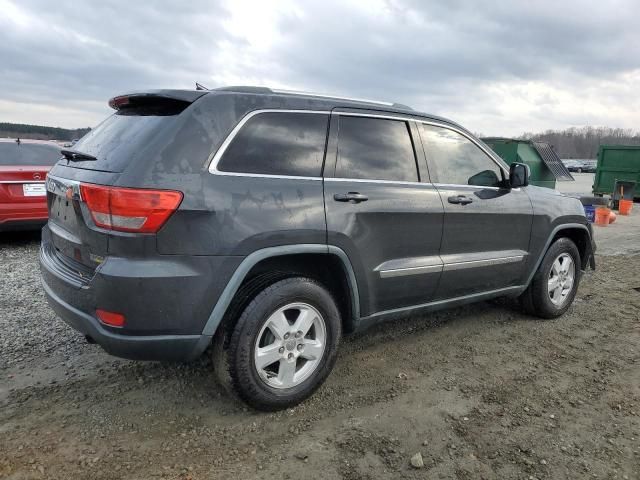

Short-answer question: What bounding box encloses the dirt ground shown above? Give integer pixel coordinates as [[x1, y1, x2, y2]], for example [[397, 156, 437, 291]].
[[1, 211, 639, 479]]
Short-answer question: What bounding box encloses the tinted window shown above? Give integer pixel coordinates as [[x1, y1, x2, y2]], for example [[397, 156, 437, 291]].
[[71, 113, 181, 173], [0, 142, 61, 166], [335, 116, 418, 182], [218, 112, 328, 177], [420, 125, 503, 187]]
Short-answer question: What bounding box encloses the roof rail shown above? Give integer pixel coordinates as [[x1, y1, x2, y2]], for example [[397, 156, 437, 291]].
[[272, 89, 413, 109], [214, 86, 274, 94], [212, 86, 413, 110], [390, 102, 413, 110]]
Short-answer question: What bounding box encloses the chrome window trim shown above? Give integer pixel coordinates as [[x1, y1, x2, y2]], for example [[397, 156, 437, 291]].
[[206, 108, 508, 183], [207, 109, 330, 180], [211, 171, 322, 181], [434, 183, 521, 192], [325, 177, 425, 186], [434, 182, 501, 191]]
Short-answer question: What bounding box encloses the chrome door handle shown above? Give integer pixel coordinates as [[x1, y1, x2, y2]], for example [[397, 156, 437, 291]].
[[333, 192, 369, 203], [448, 195, 473, 205]]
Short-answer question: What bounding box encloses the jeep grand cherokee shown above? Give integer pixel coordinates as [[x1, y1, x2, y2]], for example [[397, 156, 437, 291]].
[[40, 86, 596, 410]]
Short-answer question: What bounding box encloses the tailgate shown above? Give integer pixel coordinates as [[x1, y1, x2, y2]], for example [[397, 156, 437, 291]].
[[45, 174, 107, 272]]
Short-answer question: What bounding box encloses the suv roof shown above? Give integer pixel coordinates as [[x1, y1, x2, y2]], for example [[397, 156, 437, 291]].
[[109, 86, 463, 130]]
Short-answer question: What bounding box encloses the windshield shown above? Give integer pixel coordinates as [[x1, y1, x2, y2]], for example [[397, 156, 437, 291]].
[[0, 142, 61, 166]]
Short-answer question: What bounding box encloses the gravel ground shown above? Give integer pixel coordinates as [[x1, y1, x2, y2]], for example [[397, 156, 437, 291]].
[[1, 222, 639, 479]]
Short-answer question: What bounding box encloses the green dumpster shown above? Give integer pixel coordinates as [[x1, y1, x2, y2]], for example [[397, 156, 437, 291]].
[[481, 138, 574, 189], [593, 145, 640, 199]]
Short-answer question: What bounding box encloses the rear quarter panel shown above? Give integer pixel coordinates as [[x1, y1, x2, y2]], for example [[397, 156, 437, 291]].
[[157, 175, 327, 255], [108, 92, 330, 256]]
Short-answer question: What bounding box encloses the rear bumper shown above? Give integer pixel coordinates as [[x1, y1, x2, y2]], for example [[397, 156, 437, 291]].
[[39, 225, 240, 361], [42, 279, 209, 361]]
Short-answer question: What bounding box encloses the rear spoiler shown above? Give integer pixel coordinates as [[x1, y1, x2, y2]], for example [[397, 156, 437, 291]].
[[108, 90, 208, 110]]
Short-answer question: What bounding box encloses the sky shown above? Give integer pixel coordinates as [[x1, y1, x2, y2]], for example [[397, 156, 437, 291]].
[[1, 0, 639, 136]]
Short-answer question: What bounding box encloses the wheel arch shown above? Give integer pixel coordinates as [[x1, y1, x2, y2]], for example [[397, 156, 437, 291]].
[[200, 245, 360, 342], [525, 223, 594, 287]]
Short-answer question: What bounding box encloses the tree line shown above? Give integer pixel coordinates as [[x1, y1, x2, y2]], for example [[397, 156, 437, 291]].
[[0, 122, 91, 142], [520, 126, 640, 159]]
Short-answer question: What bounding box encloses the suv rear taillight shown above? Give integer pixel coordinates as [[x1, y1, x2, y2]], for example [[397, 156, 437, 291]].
[[79, 183, 183, 233]]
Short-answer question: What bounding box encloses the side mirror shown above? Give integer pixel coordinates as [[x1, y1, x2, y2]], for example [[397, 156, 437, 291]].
[[509, 162, 529, 188]]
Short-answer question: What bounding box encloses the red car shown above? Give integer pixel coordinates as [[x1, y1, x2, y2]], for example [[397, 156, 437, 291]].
[[0, 139, 61, 231]]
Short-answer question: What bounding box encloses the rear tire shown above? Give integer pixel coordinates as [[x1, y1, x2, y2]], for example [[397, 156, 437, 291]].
[[521, 237, 581, 319], [217, 277, 341, 411]]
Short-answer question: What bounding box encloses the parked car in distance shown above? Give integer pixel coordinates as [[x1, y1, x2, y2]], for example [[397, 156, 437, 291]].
[[563, 159, 596, 173], [0, 139, 61, 231], [40, 87, 596, 410], [562, 159, 580, 171]]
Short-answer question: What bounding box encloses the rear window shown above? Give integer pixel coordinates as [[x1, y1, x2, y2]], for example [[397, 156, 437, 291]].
[[68, 97, 192, 173], [70, 114, 179, 172], [217, 112, 329, 177], [0, 142, 61, 166]]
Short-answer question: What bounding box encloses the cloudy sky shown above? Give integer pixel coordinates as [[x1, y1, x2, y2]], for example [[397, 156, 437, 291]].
[[1, 0, 639, 136]]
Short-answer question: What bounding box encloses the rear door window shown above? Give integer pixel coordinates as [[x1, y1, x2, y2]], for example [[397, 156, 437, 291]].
[[335, 116, 418, 182], [0, 142, 61, 166], [217, 112, 329, 177]]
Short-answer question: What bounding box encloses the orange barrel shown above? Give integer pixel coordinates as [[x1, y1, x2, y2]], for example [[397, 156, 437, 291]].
[[594, 207, 610, 226], [619, 199, 633, 215]]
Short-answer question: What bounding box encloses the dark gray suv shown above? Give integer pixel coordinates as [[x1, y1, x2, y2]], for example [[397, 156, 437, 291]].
[[40, 86, 596, 410]]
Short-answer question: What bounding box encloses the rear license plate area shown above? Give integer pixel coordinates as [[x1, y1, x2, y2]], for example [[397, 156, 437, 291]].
[[50, 194, 79, 228], [23, 183, 46, 196]]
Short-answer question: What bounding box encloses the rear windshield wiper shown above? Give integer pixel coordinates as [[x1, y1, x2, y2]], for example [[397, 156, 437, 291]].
[[61, 149, 97, 162]]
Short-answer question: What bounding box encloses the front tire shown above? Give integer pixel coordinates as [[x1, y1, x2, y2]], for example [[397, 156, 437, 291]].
[[521, 237, 581, 319], [221, 277, 341, 411]]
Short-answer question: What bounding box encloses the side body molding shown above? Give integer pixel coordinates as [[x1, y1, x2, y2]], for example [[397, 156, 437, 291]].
[[194, 244, 360, 354], [190, 224, 591, 357]]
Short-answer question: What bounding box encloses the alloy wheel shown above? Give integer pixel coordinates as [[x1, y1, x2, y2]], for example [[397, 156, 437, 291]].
[[547, 253, 575, 306], [253, 303, 326, 389]]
